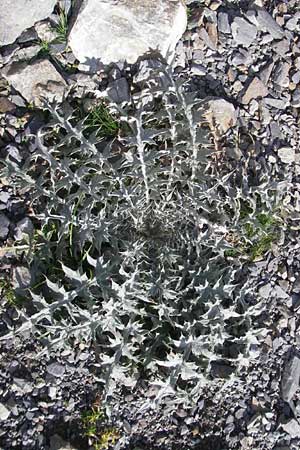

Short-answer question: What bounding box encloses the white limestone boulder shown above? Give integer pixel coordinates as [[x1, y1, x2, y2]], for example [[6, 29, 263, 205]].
[[69, 0, 187, 70], [0, 0, 57, 46]]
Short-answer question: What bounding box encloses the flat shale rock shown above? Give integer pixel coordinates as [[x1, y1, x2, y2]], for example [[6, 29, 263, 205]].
[[255, 7, 284, 40], [281, 355, 300, 402], [68, 0, 187, 69], [2, 60, 66, 106], [0, 0, 57, 46], [231, 17, 257, 47], [281, 419, 300, 438], [241, 77, 268, 104]]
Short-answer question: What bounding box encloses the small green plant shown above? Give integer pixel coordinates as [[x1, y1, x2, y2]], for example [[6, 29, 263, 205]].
[[187, 7, 192, 19], [82, 406, 105, 437], [248, 232, 277, 261], [226, 211, 281, 261], [0, 278, 24, 308], [0, 279, 15, 305], [83, 103, 119, 138], [81, 406, 120, 450], [55, 9, 68, 43], [95, 429, 120, 450], [38, 40, 50, 57]]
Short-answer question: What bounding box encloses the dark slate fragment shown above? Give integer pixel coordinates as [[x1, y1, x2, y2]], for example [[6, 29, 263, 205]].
[[255, 8, 284, 39], [210, 360, 235, 378]]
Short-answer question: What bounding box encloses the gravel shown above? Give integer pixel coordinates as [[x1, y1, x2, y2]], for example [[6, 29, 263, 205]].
[[1, 0, 300, 449]]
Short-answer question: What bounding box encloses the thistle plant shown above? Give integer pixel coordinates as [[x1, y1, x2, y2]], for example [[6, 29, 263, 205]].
[[0, 62, 290, 412]]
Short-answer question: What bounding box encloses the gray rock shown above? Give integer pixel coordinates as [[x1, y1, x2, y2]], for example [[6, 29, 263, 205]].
[[12, 266, 32, 290], [259, 61, 275, 85], [273, 39, 290, 57], [281, 355, 300, 402], [35, 20, 58, 42], [13, 378, 33, 394], [285, 12, 300, 31], [241, 77, 268, 105], [50, 434, 78, 450], [210, 360, 234, 378], [14, 217, 34, 241], [231, 49, 252, 66], [0, 97, 16, 113], [2, 60, 66, 107], [0, 0, 57, 46], [277, 147, 295, 164], [198, 27, 217, 51], [291, 89, 300, 108], [258, 283, 272, 299], [273, 62, 291, 88], [281, 419, 300, 438], [191, 63, 206, 76], [292, 277, 300, 294], [255, 8, 284, 40], [292, 71, 300, 84], [0, 403, 10, 421], [264, 97, 288, 110], [218, 12, 231, 34], [5, 144, 22, 162], [69, 0, 187, 69], [0, 191, 10, 204], [231, 17, 257, 47], [0, 213, 10, 240], [107, 78, 130, 104], [205, 98, 237, 135], [47, 363, 66, 378], [17, 28, 38, 44], [134, 59, 164, 83]]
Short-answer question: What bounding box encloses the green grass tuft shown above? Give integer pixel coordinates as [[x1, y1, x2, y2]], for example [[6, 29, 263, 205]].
[[83, 103, 119, 138], [55, 9, 68, 43]]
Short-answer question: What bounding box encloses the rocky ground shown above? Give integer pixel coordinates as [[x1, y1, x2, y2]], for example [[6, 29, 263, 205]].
[[1, 0, 300, 449]]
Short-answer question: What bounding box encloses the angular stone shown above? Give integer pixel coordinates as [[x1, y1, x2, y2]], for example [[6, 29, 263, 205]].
[[0, 213, 10, 240], [210, 360, 234, 378], [273, 39, 290, 57], [205, 98, 237, 135], [281, 419, 300, 438], [231, 17, 257, 47], [277, 147, 295, 164], [255, 8, 284, 40], [273, 62, 291, 88], [191, 63, 206, 76], [218, 12, 231, 34], [47, 363, 66, 378], [241, 77, 268, 105], [69, 0, 187, 69], [0, 403, 10, 421], [14, 217, 34, 241], [0, 97, 16, 113], [107, 78, 130, 104], [259, 61, 275, 85], [292, 89, 300, 108], [2, 60, 66, 107], [0, 0, 57, 46], [258, 283, 272, 299], [12, 266, 32, 290], [281, 355, 300, 402]]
